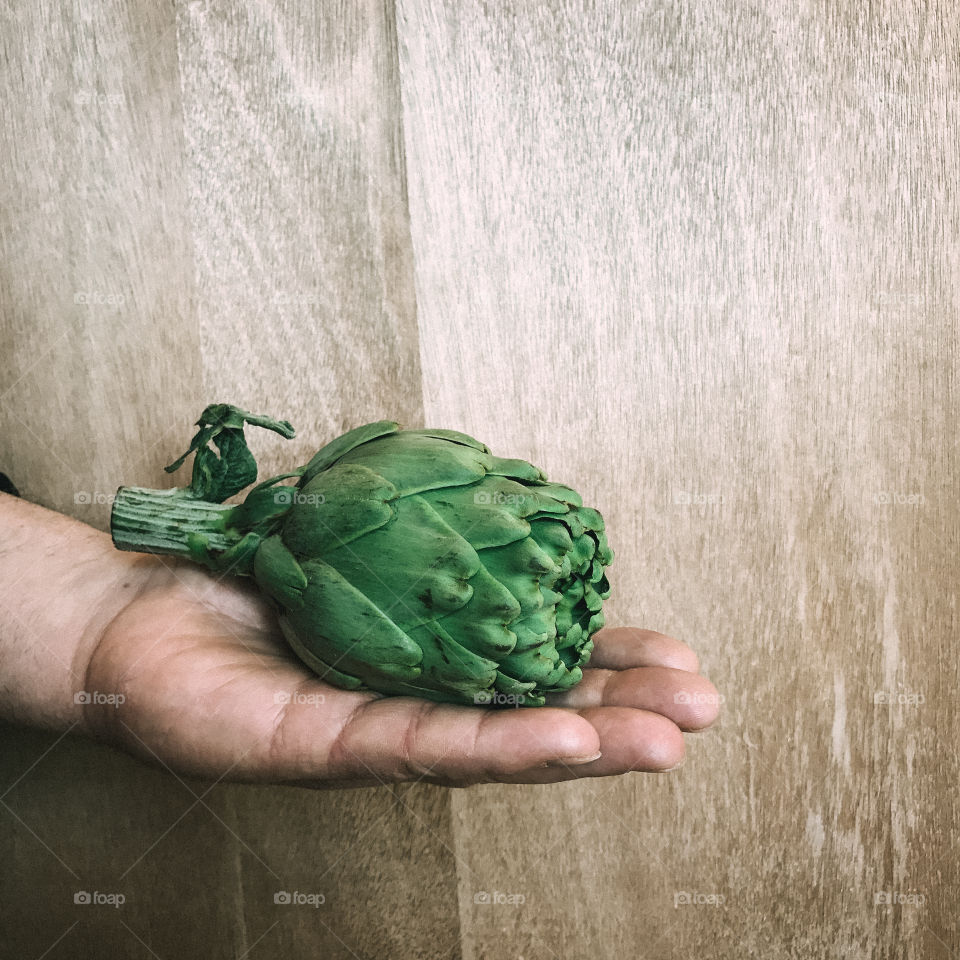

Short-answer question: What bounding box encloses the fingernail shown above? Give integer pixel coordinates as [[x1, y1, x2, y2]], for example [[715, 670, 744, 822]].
[[545, 750, 602, 768]]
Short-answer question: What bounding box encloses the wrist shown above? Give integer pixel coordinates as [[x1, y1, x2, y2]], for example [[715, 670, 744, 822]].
[[0, 493, 155, 733]]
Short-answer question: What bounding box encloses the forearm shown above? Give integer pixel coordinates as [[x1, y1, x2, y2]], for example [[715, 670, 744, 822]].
[[0, 492, 150, 731]]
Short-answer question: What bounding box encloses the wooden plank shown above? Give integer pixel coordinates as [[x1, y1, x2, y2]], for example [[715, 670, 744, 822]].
[[175, 0, 421, 473], [174, 2, 456, 954], [0, 2, 218, 957], [0, 0, 200, 523], [0, 1, 459, 957], [397, 0, 960, 956]]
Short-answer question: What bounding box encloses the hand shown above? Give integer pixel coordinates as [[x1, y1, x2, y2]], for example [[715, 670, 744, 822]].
[[0, 493, 720, 789], [83, 559, 720, 788]]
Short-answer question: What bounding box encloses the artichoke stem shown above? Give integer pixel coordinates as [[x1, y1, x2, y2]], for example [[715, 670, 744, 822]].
[[111, 486, 239, 563]]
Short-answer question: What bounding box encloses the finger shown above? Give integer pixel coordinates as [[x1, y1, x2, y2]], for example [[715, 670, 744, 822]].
[[588, 627, 700, 673], [279, 696, 603, 785], [496, 707, 686, 784], [548, 666, 721, 730]]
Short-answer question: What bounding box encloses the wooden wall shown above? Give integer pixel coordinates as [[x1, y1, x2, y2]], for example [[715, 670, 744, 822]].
[[1, 1, 957, 956]]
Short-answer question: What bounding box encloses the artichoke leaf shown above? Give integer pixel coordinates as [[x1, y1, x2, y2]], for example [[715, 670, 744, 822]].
[[406, 618, 499, 691], [299, 420, 399, 486], [253, 535, 308, 610], [404, 427, 490, 453], [283, 463, 398, 556], [321, 495, 481, 630], [282, 559, 422, 681], [334, 434, 491, 495]]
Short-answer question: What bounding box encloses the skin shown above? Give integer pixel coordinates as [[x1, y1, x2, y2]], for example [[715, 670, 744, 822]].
[[0, 492, 720, 789]]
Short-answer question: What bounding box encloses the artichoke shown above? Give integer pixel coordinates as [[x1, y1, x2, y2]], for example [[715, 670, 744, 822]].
[[111, 404, 613, 706]]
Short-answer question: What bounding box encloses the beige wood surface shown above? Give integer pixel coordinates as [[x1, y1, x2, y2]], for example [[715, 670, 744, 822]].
[[2, 0, 959, 957], [399, 1, 960, 957], [1, 2, 457, 959]]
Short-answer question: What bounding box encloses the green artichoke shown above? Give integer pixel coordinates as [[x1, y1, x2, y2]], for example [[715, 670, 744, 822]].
[[111, 404, 613, 706]]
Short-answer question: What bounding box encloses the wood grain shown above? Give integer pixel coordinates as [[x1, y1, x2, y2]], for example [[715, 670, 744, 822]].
[[2, 0, 958, 957], [0, 0, 199, 525], [0, 2, 457, 959], [396, 0, 960, 957]]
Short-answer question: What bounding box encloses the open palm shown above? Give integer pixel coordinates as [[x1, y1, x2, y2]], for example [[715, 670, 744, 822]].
[[83, 558, 720, 788]]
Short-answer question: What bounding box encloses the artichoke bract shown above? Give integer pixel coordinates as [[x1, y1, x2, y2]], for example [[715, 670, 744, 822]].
[[111, 405, 613, 707]]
